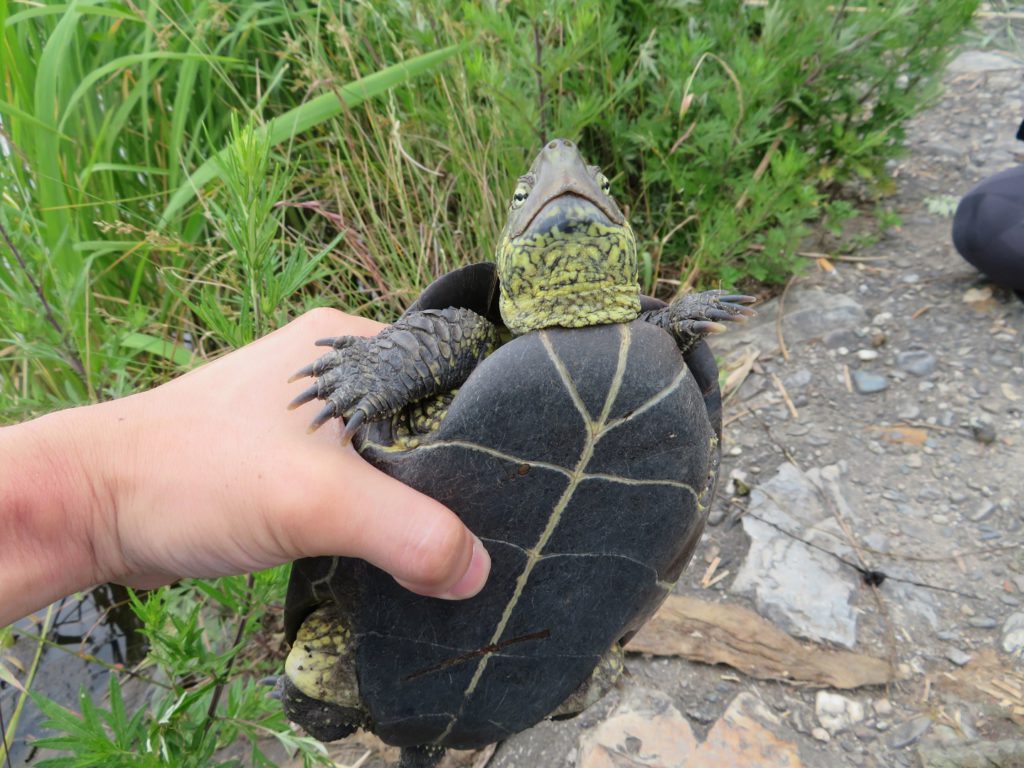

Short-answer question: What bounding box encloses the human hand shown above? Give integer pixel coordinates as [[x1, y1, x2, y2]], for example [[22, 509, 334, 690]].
[[0, 309, 490, 625]]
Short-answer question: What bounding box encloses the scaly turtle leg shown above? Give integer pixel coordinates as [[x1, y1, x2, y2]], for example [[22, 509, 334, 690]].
[[289, 307, 499, 443], [281, 605, 368, 741], [640, 290, 755, 354], [398, 745, 447, 768], [548, 644, 626, 720]]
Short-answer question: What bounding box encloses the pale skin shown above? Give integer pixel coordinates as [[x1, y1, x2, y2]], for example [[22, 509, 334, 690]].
[[0, 308, 491, 628]]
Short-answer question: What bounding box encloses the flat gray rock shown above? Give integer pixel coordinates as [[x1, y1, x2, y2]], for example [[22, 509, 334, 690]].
[[1001, 612, 1024, 656], [712, 288, 867, 357], [918, 739, 1024, 768], [815, 691, 865, 734], [947, 49, 1023, 73], [889, 715, 932, 749], [851, 369, 889, 394], [896, 350, 937, 377], [731, 463, 861, 648]]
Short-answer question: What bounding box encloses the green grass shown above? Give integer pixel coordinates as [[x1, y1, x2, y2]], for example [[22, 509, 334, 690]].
[[0, 0, 979, 763]]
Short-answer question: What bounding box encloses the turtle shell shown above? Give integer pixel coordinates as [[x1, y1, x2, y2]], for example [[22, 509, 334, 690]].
[[284, 263, 719, 749]]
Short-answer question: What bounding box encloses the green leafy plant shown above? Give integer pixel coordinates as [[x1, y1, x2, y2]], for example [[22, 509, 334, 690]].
[[29, 571, 328, 767]]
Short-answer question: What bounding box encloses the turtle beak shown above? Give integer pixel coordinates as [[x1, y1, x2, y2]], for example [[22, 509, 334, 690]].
[[511, 139, 623, 238]]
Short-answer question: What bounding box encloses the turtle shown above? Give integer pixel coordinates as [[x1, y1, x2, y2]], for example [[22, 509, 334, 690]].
[[281, 138, 754, 768]]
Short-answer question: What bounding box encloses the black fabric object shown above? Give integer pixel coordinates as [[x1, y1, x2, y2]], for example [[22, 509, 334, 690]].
[[952, 164, 1024, 293]]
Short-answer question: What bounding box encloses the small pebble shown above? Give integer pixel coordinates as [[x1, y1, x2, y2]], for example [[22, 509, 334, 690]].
[[970, 421, 997, 444], [852, 369, 889, 394], [889, 716, 931, 749], [898, 404, 921, 420], [1002, 612, 1024, 655], [896, 350, 937, 377], [945, 648, 971, 666], [812, 727, 831, 742], [856, 349, 879, 361], [969, 502, 997, 522], [968, 616, 998, 629]]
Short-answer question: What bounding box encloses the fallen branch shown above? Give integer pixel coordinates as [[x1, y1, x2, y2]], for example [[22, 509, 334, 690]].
[[627, 594, 895, 689]]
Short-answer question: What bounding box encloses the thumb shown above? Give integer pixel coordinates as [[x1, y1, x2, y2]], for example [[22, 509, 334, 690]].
[[286, 446, 490, 600]]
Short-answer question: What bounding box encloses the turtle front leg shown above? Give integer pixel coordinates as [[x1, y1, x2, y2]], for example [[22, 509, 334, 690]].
[[289, 307, 499, 443], [641, 290, 755, 354]]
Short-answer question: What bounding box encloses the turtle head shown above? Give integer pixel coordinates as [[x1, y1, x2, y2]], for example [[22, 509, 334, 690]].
[[495, 139, 639, 335]]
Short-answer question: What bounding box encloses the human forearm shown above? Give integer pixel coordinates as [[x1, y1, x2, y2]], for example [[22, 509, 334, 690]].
[[0, 310, 489, 628], [0, 405, 117, 626]]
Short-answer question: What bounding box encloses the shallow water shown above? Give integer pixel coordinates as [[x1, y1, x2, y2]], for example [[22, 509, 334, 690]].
[[0, 584, 145, 764]]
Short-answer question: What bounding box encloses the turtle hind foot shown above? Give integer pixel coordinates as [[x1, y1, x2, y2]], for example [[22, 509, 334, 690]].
[[280, 676, 364, 743], [398, 745, 446, 768]]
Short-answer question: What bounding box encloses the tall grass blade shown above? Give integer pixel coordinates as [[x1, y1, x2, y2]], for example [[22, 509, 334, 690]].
[[159, 43, 467, 227]]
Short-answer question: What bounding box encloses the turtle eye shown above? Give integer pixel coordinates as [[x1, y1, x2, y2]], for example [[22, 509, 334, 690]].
[[596, 173, 611, 194], [510, 183, 530, 210]]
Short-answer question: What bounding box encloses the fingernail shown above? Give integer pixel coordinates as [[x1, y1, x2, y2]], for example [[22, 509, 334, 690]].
[[438, 536, 490, 600]]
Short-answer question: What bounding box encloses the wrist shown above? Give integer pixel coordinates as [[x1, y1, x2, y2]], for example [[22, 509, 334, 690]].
[[0, 403, 128, 625]]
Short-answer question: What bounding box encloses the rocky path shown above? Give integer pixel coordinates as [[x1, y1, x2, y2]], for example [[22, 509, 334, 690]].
[[311, 46, 1024, 768]]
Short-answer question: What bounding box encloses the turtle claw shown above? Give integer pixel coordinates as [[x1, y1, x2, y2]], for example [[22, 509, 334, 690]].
[[289, 383, 320, 410], [693, 321, 728, 334], [706, 308, 741, 323], [340, 409, 368, 446], [315, 335, 358, 349], [308, 401, 339, 433], [717, 293, 757, 305], [288, 362, 316, 383], [259, 676, 284, 701]]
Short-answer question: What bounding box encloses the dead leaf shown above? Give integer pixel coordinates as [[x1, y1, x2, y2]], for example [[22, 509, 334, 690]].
[[771, 372, 799, 419], [722, 346, 760, 402], [816, 256, 835, 273], [962, 285, 996, 311], [962, 285, 993, 302], [700, 556, 721, 588], [0, 658, 25, 693], [935, 649, 1024, 728], [626, 595, 894, 689], [871, 425, 928, 446], [469, 744, 497, 768]]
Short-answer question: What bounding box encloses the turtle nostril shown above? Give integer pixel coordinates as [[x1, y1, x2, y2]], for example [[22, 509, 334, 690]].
[[564, 140, 573, 147], [548, 141, 557, 149]]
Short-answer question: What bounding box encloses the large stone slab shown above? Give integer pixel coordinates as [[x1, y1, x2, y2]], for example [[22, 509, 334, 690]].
[[731, 463, 861, 648], [578, 687, 802, 768], [712, 288, 867, 358], [947, 50, 1023, 74]]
